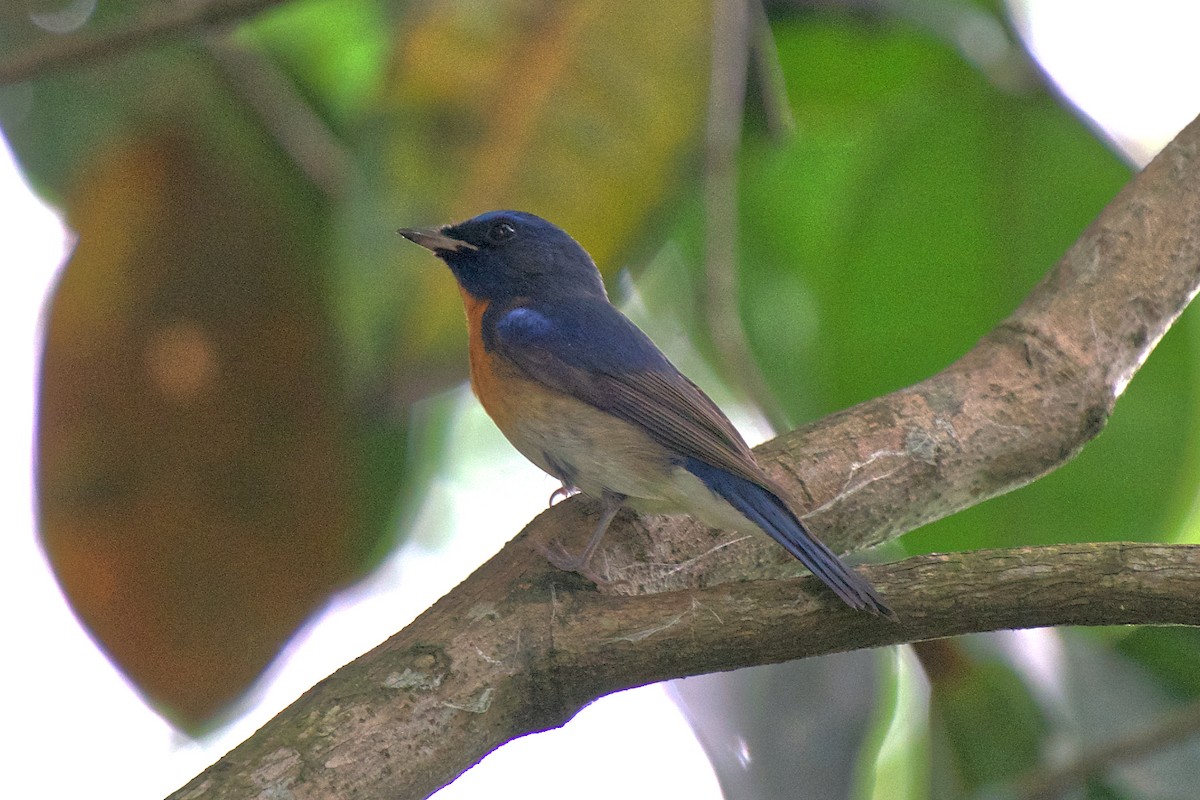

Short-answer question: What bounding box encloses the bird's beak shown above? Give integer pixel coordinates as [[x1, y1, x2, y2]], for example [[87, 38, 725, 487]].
[[396, 226, 478, 253]]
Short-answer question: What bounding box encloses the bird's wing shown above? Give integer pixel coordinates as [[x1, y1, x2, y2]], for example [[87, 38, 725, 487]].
[[489, 299, 767, 487]]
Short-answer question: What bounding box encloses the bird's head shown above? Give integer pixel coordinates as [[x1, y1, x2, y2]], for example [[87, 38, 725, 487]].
[[398, 210, 607, 302]]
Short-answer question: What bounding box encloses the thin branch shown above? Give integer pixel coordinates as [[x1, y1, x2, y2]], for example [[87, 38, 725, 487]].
[[1017, 697, 1200, 800], [748, 0, 795, 141], [203, 37, 351, 197], [703, 0, 792, 431], [0, 0, 290, 87]]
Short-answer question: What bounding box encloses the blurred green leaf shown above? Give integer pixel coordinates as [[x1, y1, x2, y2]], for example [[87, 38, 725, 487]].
[[1115, 627, 1200, 699], [920, 640, 1047, 795], [721, 17, 1197, 552], [238, 0, 391, 132], [858, 646, 931, 800]]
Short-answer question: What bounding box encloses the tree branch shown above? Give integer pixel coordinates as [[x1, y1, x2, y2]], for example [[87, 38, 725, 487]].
[[168, 543, 1200, 800], [168, 112, 1200, 799], [0, 0, 290, 87]]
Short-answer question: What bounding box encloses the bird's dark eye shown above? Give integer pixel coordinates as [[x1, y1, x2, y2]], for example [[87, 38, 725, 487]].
[[487, 221, 516, 244]]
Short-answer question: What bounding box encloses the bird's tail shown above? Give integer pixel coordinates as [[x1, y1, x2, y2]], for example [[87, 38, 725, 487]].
[[684, 459, 893, 618]]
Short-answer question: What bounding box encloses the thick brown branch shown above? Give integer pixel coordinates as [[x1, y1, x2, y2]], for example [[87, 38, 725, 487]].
[[168, 542, 1200, 800], [166, 108, 1200, 799], [0, 0, 290, 87]]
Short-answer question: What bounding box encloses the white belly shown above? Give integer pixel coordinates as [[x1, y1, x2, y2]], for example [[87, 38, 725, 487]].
[[501, 386, 679, 503], [472, 350, 751, 523]]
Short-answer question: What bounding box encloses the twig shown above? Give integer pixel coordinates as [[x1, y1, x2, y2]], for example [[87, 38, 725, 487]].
[[748, 0, 795, 141], [1017, 697, 1200, 800], [203, 37, 351, 197], [0, 0, 290, 87], [704, 0, 792, 431]]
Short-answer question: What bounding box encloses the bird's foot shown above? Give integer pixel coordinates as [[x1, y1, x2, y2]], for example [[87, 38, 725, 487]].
[[537, 490, 626, 582], [535, 539, 619, 591], [538, 538, 592, 573]]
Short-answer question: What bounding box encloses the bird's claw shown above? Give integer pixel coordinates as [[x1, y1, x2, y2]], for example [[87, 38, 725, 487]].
[[548, 483, 580, 507]]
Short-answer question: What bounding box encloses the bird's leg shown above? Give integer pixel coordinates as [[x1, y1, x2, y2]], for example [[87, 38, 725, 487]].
[[548, 481, 580, 506], [558, 490, 625, 572]]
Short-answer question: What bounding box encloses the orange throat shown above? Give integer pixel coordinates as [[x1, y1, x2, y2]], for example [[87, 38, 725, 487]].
[[457, 286, 545, 438], [458, 286, 502, 412]]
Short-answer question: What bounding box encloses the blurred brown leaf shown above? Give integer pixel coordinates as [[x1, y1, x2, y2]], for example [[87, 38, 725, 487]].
[[37, 130, 355, 727]]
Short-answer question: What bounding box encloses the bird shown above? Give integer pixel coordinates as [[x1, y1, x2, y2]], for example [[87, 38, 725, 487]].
[[398, 210, 891, 617]]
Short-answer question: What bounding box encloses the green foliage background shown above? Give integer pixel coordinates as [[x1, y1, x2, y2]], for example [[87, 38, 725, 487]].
[[3, 0, 1199, 796]]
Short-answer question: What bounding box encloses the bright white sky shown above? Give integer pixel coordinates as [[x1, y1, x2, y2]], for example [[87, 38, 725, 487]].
[[3, 2, 1200, 798]]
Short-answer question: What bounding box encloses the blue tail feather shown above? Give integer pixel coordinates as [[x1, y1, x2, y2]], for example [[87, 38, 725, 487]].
[[683, 458, 892, 617]]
